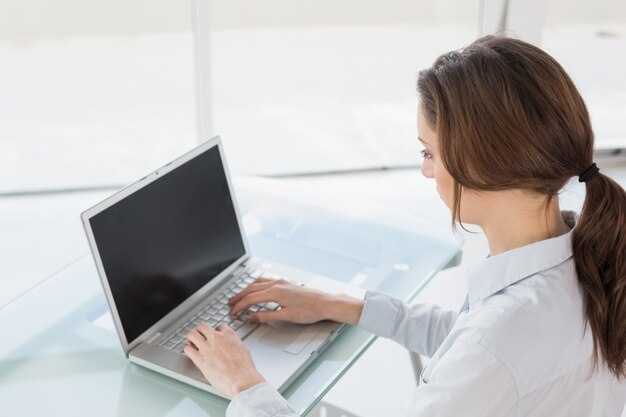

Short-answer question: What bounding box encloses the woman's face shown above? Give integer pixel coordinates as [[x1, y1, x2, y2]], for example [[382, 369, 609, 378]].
[[417, 106, 455, 211], [418, 105, 485, 226]]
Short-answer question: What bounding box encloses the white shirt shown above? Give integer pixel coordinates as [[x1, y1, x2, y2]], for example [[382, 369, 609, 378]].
[[227, 211, 626, 417]]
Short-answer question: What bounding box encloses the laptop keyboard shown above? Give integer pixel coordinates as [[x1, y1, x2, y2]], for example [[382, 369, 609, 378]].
[[158, 269, 281, 354]]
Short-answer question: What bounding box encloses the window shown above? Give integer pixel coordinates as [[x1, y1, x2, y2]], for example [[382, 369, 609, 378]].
[[0, 0, 197, 193], [543, 0, 626, 150]]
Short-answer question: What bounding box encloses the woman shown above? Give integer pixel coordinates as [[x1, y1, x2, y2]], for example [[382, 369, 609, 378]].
[[184, 35, 626, 416]]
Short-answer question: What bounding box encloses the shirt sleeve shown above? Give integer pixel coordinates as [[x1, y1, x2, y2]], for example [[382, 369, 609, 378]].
[[226, 382, 299, 417], [357, 291, 458, 356], [404, 337, 519, 417], [227, 338, 519, 417]]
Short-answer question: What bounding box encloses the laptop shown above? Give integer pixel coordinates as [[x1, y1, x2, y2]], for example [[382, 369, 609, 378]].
[[81, 136, 362, 397]]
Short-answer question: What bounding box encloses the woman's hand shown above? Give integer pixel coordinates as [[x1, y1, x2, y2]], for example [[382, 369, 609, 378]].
[[184, 278, 364, 397], [229, 277, 364, 326], [184, 323, 265, 398]]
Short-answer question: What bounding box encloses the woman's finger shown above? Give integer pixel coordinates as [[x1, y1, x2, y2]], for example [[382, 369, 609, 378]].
[[229, 280, 277, 305], [186, 329, 207, 350], [183, 344, 201, 360], [215, 323, 234, 333], [230, 287, 279, 317], [195, 322, 215, 339]]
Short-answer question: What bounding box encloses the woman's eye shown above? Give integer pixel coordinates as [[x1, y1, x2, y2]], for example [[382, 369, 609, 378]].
[[419, 149, 433, 160]]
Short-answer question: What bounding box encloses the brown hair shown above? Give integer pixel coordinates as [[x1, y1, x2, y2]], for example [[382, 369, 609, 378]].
[[417, 35, 626, 378]]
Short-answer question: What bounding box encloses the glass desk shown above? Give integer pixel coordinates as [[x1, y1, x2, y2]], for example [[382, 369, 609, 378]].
[[0, 177, 463, 416]]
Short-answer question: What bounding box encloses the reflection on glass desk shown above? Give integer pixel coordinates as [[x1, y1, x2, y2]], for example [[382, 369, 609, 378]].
[[0, 177, 463, 416]]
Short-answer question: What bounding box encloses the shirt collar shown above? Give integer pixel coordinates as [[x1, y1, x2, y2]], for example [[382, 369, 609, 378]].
[[466, 211, 578, 307]]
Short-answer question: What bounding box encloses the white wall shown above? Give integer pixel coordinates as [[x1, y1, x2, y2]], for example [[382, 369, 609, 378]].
[[0, 0, 192, 39], [1, 0, 625, 40], [1, 0, 478, 39]]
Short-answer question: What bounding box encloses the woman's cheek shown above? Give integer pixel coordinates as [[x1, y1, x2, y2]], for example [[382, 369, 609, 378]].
[[435, 171, 454, 209]]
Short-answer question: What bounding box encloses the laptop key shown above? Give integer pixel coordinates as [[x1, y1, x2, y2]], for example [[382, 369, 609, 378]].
[[229, 319, 244, 330], [265, 302, 280, 310]]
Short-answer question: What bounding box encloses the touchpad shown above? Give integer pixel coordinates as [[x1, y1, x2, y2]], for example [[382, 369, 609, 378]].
[[258, 322, 322, 355]]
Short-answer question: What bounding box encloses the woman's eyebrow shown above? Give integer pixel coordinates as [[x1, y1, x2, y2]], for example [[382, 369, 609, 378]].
[[418, 136, 428, 145]]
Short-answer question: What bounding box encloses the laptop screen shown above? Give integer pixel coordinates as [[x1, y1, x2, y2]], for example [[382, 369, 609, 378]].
[[90, 144, 246, 343]]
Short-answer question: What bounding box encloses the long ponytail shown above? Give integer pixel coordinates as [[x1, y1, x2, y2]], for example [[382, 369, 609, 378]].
[[573, 171, 626, 377]]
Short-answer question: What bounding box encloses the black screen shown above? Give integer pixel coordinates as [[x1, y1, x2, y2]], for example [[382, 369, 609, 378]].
[[90, 145, 246, 343]]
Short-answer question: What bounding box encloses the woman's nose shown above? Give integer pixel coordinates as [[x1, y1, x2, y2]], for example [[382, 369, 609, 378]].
[[421, 164, 434, 179]]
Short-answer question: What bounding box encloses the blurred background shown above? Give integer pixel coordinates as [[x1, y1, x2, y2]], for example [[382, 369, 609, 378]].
[[2, 0, 625, 193], [1, 1, 625, 415]]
